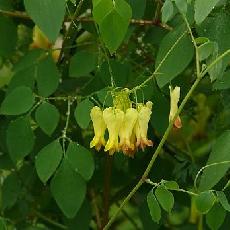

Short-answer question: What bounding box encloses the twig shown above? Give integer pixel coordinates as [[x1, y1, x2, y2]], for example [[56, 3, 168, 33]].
[[194, 161, 230, 190], [0, 9, 172, 30], [61, 98, 72, 152], [130, 30, 187, 92], [182, 15, 200, 75], [58, 0, 85, 66]]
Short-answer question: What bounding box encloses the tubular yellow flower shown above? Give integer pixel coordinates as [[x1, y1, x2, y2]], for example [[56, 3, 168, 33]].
[[135, 101, 153, 151], [103, 108, 124, 155], [169, 86, 182, 129], [90, 106, 106, 151], [119, 108, 138, 156]]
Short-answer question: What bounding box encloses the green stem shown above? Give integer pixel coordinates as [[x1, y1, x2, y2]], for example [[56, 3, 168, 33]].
[[61, 98, 72, 152], [200, 49, 230, 78], [130, 31, 187, 92], [103, 76, 202, 230], [182, 14, 200, 75]]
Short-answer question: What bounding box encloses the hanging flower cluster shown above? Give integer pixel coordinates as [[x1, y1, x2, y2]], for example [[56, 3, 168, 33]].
[[90, 85, 182, 157], [90, 90, 153, 157]]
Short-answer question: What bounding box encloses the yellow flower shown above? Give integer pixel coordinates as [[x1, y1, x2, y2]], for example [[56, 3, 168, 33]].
[[169, 86, 182, 129], [119, 108, 138, 156], [103, 107, 124, 155], [90, 106, 106, 151], [135, 101, 153, 151], [30, 25, 52, 50]]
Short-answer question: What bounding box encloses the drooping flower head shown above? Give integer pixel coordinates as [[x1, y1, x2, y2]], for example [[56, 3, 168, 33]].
[[103, 107, 124, 155], [119, 108, 138, 156], [135, 101, 153, 151], [169, 86, 182, 129], [90, 106, 106, 151], [89, 88, 154, 157]]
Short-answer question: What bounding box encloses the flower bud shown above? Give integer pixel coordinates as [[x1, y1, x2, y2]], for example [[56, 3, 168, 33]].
[[169, 86, 182, 129]]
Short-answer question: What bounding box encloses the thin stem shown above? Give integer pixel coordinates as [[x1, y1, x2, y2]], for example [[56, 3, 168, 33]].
[[33, 210, 67, 229], [58, 0, 85, 66], [61, 98, 72, 152], [0, 9, 172, 30], [182, 14, 200, 75], [130, 31, 187, 92], [200, 49, 230, 78], [194, 161, 230, 190], [94, 25, 115, 88], [103, 76, 202, 230]]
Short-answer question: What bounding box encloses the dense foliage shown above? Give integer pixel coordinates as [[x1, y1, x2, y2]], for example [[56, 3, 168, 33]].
[[0, 0, 230, 229]]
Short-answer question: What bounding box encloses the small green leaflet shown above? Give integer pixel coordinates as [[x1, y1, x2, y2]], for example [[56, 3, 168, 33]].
[[51, 159, 86, 218], [147, 190, 161, 223], [155, 185, 174, 212], [35, 140, 63, 183], [195, 191, 216, 214], [24, 0, 65, 42]]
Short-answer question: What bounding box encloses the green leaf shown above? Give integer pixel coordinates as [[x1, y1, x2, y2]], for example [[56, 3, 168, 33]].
[[7, 117, 35, 162], [195, 37, 210, 45], [35, 102, 60, 136], [51, 159, 86, 218], [216, 191, 230, 212], [213, 71, 230, 90], [35, 140, 63, 183], [207, 42, 223, 82], [147, 190, 161, 223], [36, 56, 60, 97], [0, 86, 34, 115], [0, 16, 17, 58], [128, 0, 146, 19], [8, 66, 35, 93], [155, 185, 174, 212], [199, 131, 230, 191], [92, 0, 114, 24], [164, 180, 179, 190], [156, 26, 194, 88], [195, 191, 216, 214], [198, 41, 214, 61], [13, 49, 44, 73], [66, 142, 94, 181], [161, 0, 174, 23], [197, 13, 230, 72], [66, 200, 92, 230], [2, 173, 21, 210], [98, 0, 132, 53], [194, 0, 220, 24], [206, 203, 226, 230], [24, 0, 65, 42], [74, 99, 94, 129], [174, 0, 187, 14], [69, 51, 97, 77]]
